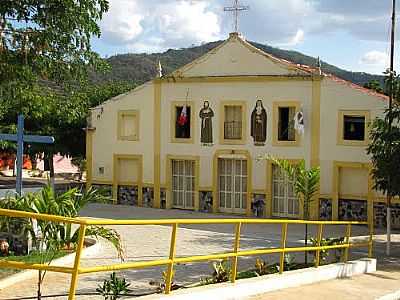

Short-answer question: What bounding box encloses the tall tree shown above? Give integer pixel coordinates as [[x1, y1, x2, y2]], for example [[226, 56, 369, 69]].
[[366, 0, 398, 256], [0, 0, 110, 87], [0, 0, 115, 166], [364, 80, 385, 94], [0, 81, 135, 160], [367, 103, 400, 255]]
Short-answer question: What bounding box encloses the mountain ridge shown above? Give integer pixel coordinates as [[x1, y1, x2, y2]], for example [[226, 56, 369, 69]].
[[91, 40, 385, 88]]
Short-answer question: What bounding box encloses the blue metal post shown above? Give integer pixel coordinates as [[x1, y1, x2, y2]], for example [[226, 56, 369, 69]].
[[16, 115, 24, 195], [0, 115, 54, 195]]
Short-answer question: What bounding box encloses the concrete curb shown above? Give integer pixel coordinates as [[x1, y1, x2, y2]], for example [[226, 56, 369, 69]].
[[0, 237, 100, 291], [137, 258, 376, 300], [377, 290, 400, 300]]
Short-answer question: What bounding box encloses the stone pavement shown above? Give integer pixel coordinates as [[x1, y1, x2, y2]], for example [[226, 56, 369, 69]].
[[0, 204, 396, 300]]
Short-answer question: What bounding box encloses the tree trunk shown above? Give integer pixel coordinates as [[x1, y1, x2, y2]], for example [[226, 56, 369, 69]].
[[386, 197, 391, 256], [37, 270, 42, 300], [44, 152, 55, 189], [305, 224, 308, 265], [31, 154, 37, 170], [304, 200, 309, 265], [13, 158, 16, 177]]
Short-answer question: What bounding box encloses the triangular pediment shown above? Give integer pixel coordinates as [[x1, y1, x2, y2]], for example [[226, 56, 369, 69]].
[[169, 33, 311, 78]]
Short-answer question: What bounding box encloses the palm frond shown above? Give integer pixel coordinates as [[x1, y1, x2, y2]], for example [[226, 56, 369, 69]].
[[265, 156, 320, 220]]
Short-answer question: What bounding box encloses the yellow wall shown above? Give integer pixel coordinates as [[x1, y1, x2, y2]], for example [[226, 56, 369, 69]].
[[88, 34, 389, 219], [159, 80, 312, 191], [90, 83, 154, 185], [339, 167, 369, 197], [178, 34, 308, 78], [319, 79, 386, 197]]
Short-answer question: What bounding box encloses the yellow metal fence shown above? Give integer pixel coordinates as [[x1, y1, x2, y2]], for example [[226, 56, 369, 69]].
[[0, 208, 373, 300]]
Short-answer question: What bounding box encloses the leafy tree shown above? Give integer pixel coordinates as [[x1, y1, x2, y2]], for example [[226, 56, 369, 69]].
[[0, 80, 135, 168], [0, 0, 110, 87], [0, 0, 123, 169], [367, 104, 400, 255], [267, 157, 320, 264], [364, 80, 385, 94]]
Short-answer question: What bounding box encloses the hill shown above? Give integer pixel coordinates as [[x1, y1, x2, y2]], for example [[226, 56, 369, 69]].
[[91, 40, 385, 88]]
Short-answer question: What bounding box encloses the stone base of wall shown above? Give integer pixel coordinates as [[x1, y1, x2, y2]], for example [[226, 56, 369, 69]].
[[199, 191, 213, 213], [117, 186, 138, 206], [251, 194, 266, 218], [55, 182, 84, 194], [198, 192, 266, 217], [374, 203, 400, 228], [86, 185, 400, 229], [142, 187, 153, 208], [339, 199, 367, 222], [160, 188, 167, 209], [319, 198, 332, 220], [91, 184, 112, 198], [318, 198, 400, 229]]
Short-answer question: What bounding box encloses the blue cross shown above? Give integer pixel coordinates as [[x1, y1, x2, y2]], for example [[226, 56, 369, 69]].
[[0, 115, 55, 195]]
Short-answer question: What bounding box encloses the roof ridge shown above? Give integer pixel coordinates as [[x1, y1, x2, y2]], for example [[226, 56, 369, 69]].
[[238, 35, 388, 101]]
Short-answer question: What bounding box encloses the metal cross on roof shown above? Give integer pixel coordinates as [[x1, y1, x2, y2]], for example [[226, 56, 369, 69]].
[[0, 115, 55, 195], [224, 0, 250, 33]]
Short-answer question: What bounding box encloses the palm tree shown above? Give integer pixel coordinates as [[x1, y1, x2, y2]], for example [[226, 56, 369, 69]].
[[267, 157, 320, 264], [1, 185, 125, 299]]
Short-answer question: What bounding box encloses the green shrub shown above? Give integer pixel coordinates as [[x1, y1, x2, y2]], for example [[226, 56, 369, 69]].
[[149, 269, 181, 292], [201, 259, 231, 285], [254, 258, 268, 276], [310, 237, 345, 263], [284, 254, 296, 271], [96, 272, 131, 300], [0, 185, 124, 259]]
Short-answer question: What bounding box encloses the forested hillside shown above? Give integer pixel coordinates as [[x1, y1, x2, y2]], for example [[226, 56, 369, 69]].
[[91, 40, 385, 87]]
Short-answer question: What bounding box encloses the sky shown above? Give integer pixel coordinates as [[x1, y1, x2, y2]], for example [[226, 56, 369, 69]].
[[92, 0, 399, 75]]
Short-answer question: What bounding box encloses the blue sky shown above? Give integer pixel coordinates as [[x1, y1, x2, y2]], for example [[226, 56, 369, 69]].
[[92, 0, 399, 75]]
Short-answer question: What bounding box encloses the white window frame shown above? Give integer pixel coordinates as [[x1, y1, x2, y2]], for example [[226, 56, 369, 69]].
[[218, 158, 247, 213], [172, 159, 195, 209]]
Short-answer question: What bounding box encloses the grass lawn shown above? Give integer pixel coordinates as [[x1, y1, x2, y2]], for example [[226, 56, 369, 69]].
[[0, 250, 68, 280]]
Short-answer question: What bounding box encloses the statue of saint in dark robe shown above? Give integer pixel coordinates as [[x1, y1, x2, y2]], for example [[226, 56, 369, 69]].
[[251, 100, 267, 145], [199, 101, 214, 145]]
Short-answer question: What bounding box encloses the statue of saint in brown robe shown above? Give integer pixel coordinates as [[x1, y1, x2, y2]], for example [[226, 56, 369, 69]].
[[199, 101, 214, 145], [251, 100, 267, 145]]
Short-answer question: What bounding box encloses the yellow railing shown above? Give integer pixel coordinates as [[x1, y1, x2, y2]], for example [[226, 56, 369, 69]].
[[0, 208, 374, 300]]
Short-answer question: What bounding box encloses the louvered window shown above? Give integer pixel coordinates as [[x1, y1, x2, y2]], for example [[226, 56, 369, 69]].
[[172, 160, 195, 209]]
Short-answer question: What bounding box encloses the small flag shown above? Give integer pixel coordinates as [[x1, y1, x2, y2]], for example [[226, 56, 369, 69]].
[[157, 60, 163, 78], [178, 105, 188, 126], [294, 110, 304, 135]]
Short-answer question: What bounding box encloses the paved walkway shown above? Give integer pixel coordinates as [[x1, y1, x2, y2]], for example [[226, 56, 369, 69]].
[[250, 257, 400, 300], [0, 204, 396, 299]]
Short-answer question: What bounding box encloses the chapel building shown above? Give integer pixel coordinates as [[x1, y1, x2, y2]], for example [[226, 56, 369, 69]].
[[86, 32, 392, 226]]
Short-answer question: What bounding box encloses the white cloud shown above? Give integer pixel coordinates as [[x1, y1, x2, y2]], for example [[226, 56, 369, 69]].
[[234, 0, 312, 45], [100, 0, 144, 44], [356, 50, 390, 74], [291, 29, 305, 45], [277, 29, 305, 47], [99, 0, 221, 52], [151, 0, 221, 47], [360, 51, 389, 66], [96, 0, 396, 74]]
